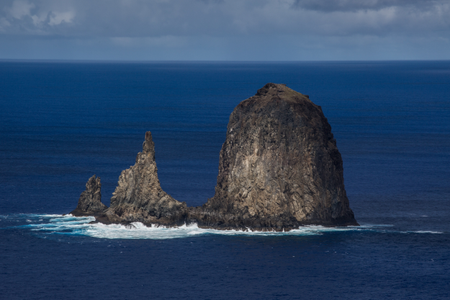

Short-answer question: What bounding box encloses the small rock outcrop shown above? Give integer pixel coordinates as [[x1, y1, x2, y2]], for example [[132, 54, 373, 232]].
[[196, 83, 357, 230], [97, 131, 187, 226], [72, 83, 357, 231], [70, 175, 107, 216]]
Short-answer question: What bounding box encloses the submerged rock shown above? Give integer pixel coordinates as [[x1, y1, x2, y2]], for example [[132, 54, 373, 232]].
[[97, 131, 187, 226], [71, 83, 357, 230], [195, 83, 357, 230], [70, 175, 107, 216]]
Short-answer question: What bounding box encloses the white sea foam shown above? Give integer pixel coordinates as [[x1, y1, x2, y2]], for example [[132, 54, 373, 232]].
[[15, 214, 445, 239], [407, 230, 443, 234]]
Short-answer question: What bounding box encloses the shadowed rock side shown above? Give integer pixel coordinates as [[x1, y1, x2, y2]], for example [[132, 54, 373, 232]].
[[70, 175, 108, 216], [96, 132, 188, 226], [191, 83, 357, 230]]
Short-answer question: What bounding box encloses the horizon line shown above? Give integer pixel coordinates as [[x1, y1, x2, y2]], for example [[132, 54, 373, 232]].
[[1, 58, 449, 64]]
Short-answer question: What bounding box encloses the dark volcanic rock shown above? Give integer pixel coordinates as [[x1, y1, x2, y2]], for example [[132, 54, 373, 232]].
[[71, 175, 108, 216], [195, 83, 357, 230], [71, 83, 357, 231], [98, 131, 188, 226]]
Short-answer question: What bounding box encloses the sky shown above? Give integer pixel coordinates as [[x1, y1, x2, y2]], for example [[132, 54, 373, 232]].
[[0, 0, 449, 61]]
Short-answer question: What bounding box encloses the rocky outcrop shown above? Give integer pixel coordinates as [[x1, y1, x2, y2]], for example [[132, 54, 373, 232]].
[[70, 175, 108, 216], [97, 131, 187, 226], [194, 83, 357, 230], [72, 83, 357, 231]]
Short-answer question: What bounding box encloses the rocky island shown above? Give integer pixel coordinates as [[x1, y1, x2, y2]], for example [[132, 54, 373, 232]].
[[71, 83, 358, 230]]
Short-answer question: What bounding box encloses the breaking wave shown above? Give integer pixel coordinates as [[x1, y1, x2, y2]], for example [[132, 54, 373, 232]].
[[3, 214, 444, 240]]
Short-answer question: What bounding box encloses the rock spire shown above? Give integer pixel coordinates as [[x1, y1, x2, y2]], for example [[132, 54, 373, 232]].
[[70, 175, 107, 216], [99, 131, 187, 225]]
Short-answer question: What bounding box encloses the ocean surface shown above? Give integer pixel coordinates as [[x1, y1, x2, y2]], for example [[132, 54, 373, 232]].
[[0, 61, 449, 299]]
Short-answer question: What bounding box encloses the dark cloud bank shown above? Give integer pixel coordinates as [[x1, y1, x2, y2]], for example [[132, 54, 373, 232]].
[[1, 0, 449, 60]]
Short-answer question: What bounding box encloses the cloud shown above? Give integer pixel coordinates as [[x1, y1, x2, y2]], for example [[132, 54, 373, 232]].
[[0, 16, 10, 31], [110, 36, 187, 47], [6, 0, 34, 19], [1, 0, 75, 33], [291, 0, 433, 12], [0, 0, 449, 60], [48, 10, 74, 25], [0, 0, 448, 38]]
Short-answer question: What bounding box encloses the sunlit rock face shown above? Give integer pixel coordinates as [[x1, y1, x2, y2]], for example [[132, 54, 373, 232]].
[[197, 83, 357, 230], [101, 131, 188, 226]]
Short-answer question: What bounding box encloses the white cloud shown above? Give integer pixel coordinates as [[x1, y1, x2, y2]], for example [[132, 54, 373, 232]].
[[0, 0, 449, 60], [30, 13, 47, 26], [1, 0, 449, 37], [2, 0, 75, 31], [48, 10, 74, 25], [0, 17, 11, 31], [6, 0, 34, 19]]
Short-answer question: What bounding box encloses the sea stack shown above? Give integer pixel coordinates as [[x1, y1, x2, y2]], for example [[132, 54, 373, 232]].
[[70, 175, 108, 216], [98, 131, 188, 225], [71, 83, 357, 231], [196, 83, 357, 230]]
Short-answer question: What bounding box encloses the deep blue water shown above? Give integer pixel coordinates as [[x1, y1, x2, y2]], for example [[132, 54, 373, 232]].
[[0, 61, 449, 299]]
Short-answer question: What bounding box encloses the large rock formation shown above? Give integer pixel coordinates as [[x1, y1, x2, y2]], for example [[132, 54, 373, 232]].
[[70, 175, 108, 216], [195, 83, 357, 230], [97, 131, 187, 226], [72, 83, 357, 231]]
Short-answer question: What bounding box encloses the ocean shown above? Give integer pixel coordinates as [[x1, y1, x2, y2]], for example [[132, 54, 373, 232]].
[[0, 61, 449, 299]]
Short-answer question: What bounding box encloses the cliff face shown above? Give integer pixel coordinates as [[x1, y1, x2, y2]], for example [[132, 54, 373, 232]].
[[197, 83, 357, 230], [70, 175, 107, 216], [99, 132, 187, 225]]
